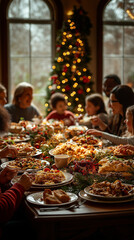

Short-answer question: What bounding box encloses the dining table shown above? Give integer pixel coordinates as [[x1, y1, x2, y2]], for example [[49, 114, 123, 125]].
[[24, 191, 134, 240]]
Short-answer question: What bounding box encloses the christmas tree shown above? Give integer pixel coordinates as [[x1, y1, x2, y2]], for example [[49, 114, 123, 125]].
[[45, 6, 93, 116]]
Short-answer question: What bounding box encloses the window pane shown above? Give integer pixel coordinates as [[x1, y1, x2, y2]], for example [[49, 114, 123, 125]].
[[124, 58, 134, 87], [103, 25, 123, 55], [8, 0, 29, 18], [10, 58, 30, 96], [10, 24, 29, 56], [30, 0, 51, 19], [103, 0, 124, 21], [103, 57, 122, 81], [8, 0, 51, 19], [124, 26, 134, 55], [31, 58, 51, 91], [31, 24, 51, 57]]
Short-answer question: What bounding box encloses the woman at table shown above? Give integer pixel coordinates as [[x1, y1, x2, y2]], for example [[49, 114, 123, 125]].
[[87, 105, 134, 146], [0, 106, 33, 239], [5, 82, 40, 123], [0, 84, 7, 106], [91, 85, 134, 136]]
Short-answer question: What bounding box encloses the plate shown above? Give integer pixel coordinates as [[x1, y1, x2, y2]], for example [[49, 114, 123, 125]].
[[11, 172, 73, 188], [17, 149, 42, 157], [1, 159, 50, 173], [68, 125, 88, 131], [84, 185, 134, 201], [26, 191, 78, 207], [79, 190, 134, 204], [49, 149, 55, 156]]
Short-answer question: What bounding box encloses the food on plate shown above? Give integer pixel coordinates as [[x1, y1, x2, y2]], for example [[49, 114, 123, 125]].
[[72, 135, 101, 146], [6, 157, 48, 171], [0, 134, 29, 143], [88, 180, 134, 197], [14, 142, 39, 156], [34, 168, 65, 185], [64, 126, 88, 138], [98, 157, 134, 176], [52, 142, 94, 161], [110, 144, 134, 156], [43, 189, 70, 204]]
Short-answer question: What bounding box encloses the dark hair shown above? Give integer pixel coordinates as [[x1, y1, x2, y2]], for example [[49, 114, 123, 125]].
[[111, 85, 134, 116], [50, 92, 66, 109], [0, 106, 10, 134], [85, 93, 107, 114], [127, 105, 134, 132], [104, 74, 121, 85]]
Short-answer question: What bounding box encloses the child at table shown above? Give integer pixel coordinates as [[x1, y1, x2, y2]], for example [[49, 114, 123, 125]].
[[79, 93, 108, 130], [46, 92, 75, 126], [86, 105, 134, 147]]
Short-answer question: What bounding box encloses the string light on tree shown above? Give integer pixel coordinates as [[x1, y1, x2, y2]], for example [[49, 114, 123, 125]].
[[45, 6, 93, 115]]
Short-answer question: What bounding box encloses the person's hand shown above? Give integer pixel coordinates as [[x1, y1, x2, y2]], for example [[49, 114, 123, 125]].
[[18, 173, 32, 191], [0, 166, 18, 185], [0, 145, 18, 158], [90, 116, 107, 131], [86, 129, 102, 137]]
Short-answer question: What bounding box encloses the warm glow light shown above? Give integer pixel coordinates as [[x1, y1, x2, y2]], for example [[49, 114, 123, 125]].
[[78, 104, 82, 107], [77, 58, 81, 63], [75, 98, 79, 101], [52, 65, 56, 69], [69, 45, 72, 49], [62, 42, 65, 45], [45, 103, 48, 107], [65, 96, 68, 99], [48, 85, 52, 89], [68, 102, 71, 106], [62, 88, 65, 92], [67, 11, 73, 16], [86, 88, 91, 92], [63, 32, 67, 35], [66, 63, 70, 67], [57, 86, 61, 89], [83, 68, 87, 72], [77, 72, 81, 76], [126, 9, 134, 20], [73, 77, 76, 81], [62, 72, 66, 76], [62, 80, 66, 84]]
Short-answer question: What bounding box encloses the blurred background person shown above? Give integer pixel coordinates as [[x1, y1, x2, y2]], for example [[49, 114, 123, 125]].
[[0, 84, 7, 106], [5, 82, 40, 123]]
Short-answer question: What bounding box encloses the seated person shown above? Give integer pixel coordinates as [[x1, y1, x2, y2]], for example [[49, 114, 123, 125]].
[[79, 93, 108, 130], [0, 84, 7, 106], [0, 106, 17, 159], [103, 74, 121, 98], [87, 105, 134, 146], [0, 106, 32, 239], [91, 85, 134, 136], [46, 92, 75, 126], [5, 82, 40, 123]]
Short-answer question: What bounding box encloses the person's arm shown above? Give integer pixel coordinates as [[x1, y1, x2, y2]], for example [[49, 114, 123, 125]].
[[0, 183, 25, 223], [102, 132, 134, 145]]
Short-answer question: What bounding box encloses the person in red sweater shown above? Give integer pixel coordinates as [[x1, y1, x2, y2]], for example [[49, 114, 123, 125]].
[[46, 92, 75, 126], [0, 106, 32, 239]]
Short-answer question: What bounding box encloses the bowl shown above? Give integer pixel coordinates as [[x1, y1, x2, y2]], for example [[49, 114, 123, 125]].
[[54, 154, 69, 168]]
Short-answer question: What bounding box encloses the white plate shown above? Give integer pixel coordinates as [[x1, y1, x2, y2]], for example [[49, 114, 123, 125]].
[[11, 172, 73, 188], [32, 172, 73, 187], [17, 149, 42, 157], [1, 159, 50, 172], [79, 190, 134, 204], [49, 149, 55, 156], [84, 185, 134, 201], [26, 191, 78, 207], [68, 125, 88, 131]]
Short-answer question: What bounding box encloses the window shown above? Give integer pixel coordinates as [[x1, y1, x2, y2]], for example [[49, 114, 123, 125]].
[[7, 0, 55, 114], [103, 0, 134, 88]]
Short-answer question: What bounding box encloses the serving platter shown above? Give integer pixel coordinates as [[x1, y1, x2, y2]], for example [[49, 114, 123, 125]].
[[84, 185, 134, 201], [79, 190, 134, 204], [1, 159, 50, 173], [11, 172, 73, 188], [26, 191, 78, 207]]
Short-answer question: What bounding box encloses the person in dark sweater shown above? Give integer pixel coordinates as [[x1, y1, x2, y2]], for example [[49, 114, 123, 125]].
[[5, 82, 40, 123], [0, 106, 32, 239]]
